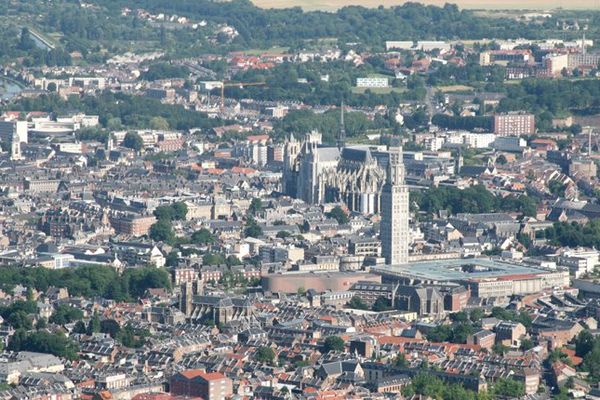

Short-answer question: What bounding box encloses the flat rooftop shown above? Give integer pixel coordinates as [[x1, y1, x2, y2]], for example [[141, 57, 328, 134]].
[[371, 258, 558, 282]]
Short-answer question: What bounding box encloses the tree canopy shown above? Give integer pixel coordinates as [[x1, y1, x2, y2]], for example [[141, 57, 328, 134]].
[[255, 346, 276, 365], [326, 206, 349, 224], [323, 336, 345, 353], [141, 63, 190, 81], [122, 132, 144, 151], [8, 330, 79, 360], [411, 185, 537, 217], [191, 228, 215, 245], [149, 219, 176, 244], [0, 265, 170, 302]]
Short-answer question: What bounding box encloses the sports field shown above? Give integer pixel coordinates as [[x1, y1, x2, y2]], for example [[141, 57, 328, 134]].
[[252, 0, 600, 11]]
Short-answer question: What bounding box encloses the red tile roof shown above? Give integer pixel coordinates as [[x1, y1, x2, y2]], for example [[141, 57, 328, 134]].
[[179, 369, 205, 379], [201, 372, 227, 381]]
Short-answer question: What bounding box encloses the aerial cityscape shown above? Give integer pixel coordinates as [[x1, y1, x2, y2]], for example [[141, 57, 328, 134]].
[[3, 1, 600, 399]]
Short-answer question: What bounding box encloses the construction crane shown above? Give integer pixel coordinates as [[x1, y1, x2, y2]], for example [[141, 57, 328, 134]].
[[220, 81, 266, 112]]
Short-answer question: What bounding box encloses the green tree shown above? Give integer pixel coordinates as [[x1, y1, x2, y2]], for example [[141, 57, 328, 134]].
[[117, 324, 148, 348], [394, 353, 408, 368], [87, 312, 101, 335], [49, 305, 84, 325], [191, 228, 215, 245], [124, 267, 171, 298], [122, 132, 144, 151], [549, 180, 566, 197], [7, 329, 27, 351], [255, 346, 276, 365], [402, 372, 480, 399], [520, 338, 534, 351], [275, 231, 292, 239], [427, 325, 453, 343], [149, 116, 170, 130], [26, 287, 35, 301], [106, 118, 123, 130], [9, 331, 79, 360], [172, 202, 188, 220], [576, 330, 596, 357], [450, 311, 469, 323], [491, 378, 525, 398], [203, 253, 226, 266], [493, 343, 508, 355], [583, 341, 600, 381], [276, 230, 291, 239], [7, 310, 32, 330], [451, 323, 474, 344], [165, 250, 179, 267], [72, 320, 87, 334], [100, 319, 121, 338], [326, 206, 349, 224], [517, 233, 532, 249], [36, 318, 47, 330], [470, 308, 484, 322], [18, 28, 35, 51], [153, 205, 175, 221], [149, 219, 175, 243], [225, 255, 242, 267], [323, 336, 345, 353], [248, 198, 263, 216], [347, 296, 369, 310], [372, 296, 393, 312], [244, 218, 263, 238]]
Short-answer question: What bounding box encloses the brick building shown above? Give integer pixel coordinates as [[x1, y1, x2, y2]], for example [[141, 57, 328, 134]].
[[493, 113, 535, 136], [170, 370, 232, 400], [467, 330, 496, 350], [109, 214, 156, 236]]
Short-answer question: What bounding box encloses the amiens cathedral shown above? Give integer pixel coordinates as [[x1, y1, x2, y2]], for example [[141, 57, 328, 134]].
[[283, 109, 393, 216]]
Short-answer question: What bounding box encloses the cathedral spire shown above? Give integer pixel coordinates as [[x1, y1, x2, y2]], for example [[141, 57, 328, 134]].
[[337, 100, 346, 150]]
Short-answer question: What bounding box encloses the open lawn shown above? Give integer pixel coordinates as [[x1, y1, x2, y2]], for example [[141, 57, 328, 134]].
[[436, 85, 475, 93], [252, 0, 600, 11]]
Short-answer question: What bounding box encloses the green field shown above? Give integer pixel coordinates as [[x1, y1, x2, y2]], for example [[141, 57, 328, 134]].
[[252, 0, 600, 11], [436, 85, 475, 93]]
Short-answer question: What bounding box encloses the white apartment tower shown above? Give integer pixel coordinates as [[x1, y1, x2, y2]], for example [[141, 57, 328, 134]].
[[10, 131, 22, 161], [380, 143, 409, 265]]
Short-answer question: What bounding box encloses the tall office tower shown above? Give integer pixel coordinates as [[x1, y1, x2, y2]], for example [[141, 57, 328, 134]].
[[380, 142, 409, 265], [337, 101, 346, 150]]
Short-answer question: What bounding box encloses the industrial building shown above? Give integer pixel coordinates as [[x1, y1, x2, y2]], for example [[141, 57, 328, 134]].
[[372, 258, 569, 299]]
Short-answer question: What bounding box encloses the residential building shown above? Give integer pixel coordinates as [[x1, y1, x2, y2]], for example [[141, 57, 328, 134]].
[[356, 77, 389, 88], [170, 370, 232, 400], [493, 113, 535, 136]]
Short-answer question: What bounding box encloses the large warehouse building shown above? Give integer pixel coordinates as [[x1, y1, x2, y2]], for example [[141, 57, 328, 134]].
[[371, 258, 570, 299]]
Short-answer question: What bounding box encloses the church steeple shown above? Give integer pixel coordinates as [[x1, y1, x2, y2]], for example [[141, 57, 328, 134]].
[[337, 101, 346, 150]]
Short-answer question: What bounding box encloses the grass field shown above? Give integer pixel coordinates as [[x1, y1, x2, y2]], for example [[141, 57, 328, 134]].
[[252, 0, 600, 11], [436, 85, 475, 93]]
